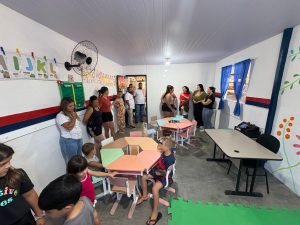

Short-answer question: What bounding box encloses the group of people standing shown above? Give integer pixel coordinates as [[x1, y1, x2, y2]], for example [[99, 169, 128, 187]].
[[56, 83, 146, 164], [161, 84, 216, 130]]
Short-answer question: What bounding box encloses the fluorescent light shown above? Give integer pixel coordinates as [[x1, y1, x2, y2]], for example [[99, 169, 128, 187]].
[[164, 58, 171, 66]]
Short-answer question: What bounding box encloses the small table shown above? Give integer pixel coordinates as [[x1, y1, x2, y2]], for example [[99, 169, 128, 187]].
[[124, 137, 158, 151], [100, 148, 124, 167], [205, 129, 282, 197], [106, 151, 161, 175]]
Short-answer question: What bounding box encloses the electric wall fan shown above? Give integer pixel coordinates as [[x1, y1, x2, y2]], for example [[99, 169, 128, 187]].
[[64, 40, 98, 75]]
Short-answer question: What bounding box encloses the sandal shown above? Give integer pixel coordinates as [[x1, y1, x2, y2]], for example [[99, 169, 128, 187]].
[[146, 212, 162, 225]]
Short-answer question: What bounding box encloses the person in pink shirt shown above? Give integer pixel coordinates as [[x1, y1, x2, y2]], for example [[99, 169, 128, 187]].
[[67, 155, 117, 225]]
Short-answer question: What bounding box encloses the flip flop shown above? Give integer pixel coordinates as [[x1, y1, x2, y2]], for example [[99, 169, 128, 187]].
[[146, 212, 162, 225]]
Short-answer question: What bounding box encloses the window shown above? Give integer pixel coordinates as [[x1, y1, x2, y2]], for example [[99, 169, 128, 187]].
[[225, 63, 251, 103]]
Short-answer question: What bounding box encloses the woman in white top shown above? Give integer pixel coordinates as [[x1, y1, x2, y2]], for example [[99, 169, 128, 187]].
[[56, 97, 83, 164]]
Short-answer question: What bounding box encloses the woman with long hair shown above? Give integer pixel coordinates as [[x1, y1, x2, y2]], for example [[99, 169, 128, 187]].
[[83, 95, 104, 157], [201, 86, 216, 129], [192, 84, 207, 128], [98, 86, 115, 138], [0, 143, 45, 225], [56, 97, 82, 164], [179, 86, 191, 116], [161, 85, 177, 117]]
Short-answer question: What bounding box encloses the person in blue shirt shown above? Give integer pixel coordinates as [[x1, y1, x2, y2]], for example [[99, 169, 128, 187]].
[[137, 137, 176, 225]]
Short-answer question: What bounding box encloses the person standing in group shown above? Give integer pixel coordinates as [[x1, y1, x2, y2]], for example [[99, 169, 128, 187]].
[[113, 91, 126, 133], [179, 86, 191, 116], [83, 95, 104, 158], [134, 82, 146, 123], [201, 86, 216, 129], [0, 143, 46, 225], [98, 86, 115, 139], [125, 86, 136, 128], [56, 97, 83, 164], [192, 84, 207, 129], [161, 85, 177, 117]]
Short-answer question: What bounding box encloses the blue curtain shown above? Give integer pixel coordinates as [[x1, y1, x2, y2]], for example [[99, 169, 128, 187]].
[[218, 65, 232, 109], [233, 59, 251, 116]]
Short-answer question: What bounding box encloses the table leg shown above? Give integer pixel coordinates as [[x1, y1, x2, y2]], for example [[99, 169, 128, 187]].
[[206, 143, 229, 162], [225, 159, 263, 197]]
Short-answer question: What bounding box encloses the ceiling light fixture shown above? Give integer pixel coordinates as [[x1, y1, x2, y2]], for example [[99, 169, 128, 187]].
[[164, 58, 171, 66]]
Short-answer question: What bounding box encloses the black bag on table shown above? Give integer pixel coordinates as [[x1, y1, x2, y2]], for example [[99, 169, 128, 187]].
[[234, 122, 261, 139]]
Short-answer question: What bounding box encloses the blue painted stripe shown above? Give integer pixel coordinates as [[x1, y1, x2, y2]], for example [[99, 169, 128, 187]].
[[0, 108, 85, 135]]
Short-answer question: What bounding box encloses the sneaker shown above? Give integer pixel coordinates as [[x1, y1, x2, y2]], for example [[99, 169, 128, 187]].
[[130, 125, 136, 128]]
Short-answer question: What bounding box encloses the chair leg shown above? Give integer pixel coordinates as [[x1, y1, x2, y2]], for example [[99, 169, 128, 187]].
[[245, 168, 249, 192], [227, 161, 232, 174], [110, 193, 122, 215], [265, 169, 269, 194]]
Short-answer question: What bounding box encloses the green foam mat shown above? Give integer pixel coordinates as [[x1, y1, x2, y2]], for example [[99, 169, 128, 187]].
[[168, 198, 300, 225]]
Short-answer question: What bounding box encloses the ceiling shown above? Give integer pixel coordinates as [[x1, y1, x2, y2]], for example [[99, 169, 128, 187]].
[[2, 0, 300, 65]]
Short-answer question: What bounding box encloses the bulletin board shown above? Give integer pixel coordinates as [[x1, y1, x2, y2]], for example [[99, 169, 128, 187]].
[[58, 81, 85, 109]]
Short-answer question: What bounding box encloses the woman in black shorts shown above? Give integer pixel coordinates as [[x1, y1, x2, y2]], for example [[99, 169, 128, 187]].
[[161, 85, 177, 117], [83, 95, 104, 157], [98, 86, 115, 138]]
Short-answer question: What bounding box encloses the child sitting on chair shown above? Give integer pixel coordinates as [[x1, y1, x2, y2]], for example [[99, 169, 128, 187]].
[[82, 143, 104, 172], [38, 174, 94, 225], [67, 155, 117, 225], [137, 137, 176, 225]]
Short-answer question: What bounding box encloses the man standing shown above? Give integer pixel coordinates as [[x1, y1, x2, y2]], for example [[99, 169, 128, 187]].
[[125, 86, 136, 128], [134, 82, 146, 123]]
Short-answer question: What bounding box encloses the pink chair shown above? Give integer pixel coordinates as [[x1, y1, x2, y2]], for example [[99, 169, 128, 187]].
[[178, 120, 197, 147], [129, 131, 143, 137]]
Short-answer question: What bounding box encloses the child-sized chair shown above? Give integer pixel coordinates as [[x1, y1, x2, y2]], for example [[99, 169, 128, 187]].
[[92, 176, 111, 200], [109, 176, 138, 219], [178, 120, 197, 147], [129, 131, 143, 137], [148, 163, 176, 207], [149, 116, 158, 128]]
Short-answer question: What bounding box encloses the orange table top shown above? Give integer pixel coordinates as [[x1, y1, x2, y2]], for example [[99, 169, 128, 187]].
[[137, 150, 161, 170], [102, 138, 128, 149], [106, 150, 161, 174], [124, 137, 158, 151]]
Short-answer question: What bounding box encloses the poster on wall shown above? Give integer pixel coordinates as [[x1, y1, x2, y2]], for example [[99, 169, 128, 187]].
[[116, 75, 126, 92], [0, 48, 59, 81], [58, 81, 85, 110], [47, 58, 59, 80], [20, 54, 36, 79], [36, 57, 48, 80], [0, 52, 22, 79], [82, 69, 116, 86]]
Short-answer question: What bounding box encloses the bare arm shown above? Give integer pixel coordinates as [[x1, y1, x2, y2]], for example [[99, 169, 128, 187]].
[[88, 169, 117, 178], [61, 113, 77, 130], [83, 107, 93, 124], [88, 161, 103, 168], [202, 98, 212, 105], [23, 189, 45, 225]]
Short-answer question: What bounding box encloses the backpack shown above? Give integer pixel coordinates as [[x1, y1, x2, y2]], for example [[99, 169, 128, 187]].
[[235, 122, 261, 139]]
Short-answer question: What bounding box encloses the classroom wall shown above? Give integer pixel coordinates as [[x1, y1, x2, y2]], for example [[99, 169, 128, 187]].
[[0, 4, 123, 192], [265, 25, 300, 196], [213, 34, 283, 132], [123, 63, 216, 120]]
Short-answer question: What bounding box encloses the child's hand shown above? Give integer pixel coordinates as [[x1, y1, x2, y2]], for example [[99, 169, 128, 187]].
[[109, 171, 118, 178]]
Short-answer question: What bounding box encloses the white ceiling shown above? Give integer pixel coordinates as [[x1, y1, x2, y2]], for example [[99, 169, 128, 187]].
[[2, 0, 300, 65]]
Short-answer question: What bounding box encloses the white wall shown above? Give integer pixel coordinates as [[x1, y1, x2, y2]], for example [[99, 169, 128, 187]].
[[124, 63, 216, 120], [265, 25, 300, 196], [214, 34, 282, 131], [0, 4, 122, 192]]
